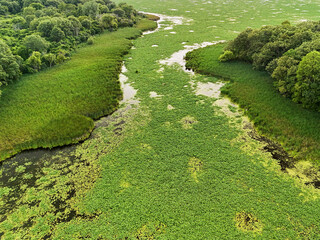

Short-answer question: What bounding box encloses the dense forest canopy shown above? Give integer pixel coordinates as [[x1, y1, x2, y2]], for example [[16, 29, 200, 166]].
[[220, 21, 320, 112], [0, 0, 140, 95]]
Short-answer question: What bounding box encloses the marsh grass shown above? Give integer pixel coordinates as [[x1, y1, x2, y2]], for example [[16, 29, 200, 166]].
[[186, 44, 320, 165], [137, 18, 158, 32], [0, 21, 155, 161]]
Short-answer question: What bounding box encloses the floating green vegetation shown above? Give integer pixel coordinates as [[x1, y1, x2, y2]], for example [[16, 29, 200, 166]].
[[0, 101, 144, 239], [136, 221, 166, 239], [186, 43, 320, 165]]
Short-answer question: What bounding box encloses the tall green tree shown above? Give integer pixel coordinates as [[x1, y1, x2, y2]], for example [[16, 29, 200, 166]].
[[26, 51, 41, 72], [100, 13, 117, 30], [0, 40, 21, 84], [294, 51, 320, 110], [37, 19, 55, 37], [82, 0, 99, 18], [42, 53, 56, 67], [50, 26, 65, 41], [23, 34, 48, 52]]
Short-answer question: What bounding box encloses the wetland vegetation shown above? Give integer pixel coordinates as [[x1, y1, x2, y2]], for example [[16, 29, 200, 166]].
[[1, 0, 320, 239], [0, 0, 157, 160]]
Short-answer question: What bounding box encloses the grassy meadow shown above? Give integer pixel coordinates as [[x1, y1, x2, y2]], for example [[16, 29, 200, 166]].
[[0, 19, 156, 161], [1, 0, 320, 239]]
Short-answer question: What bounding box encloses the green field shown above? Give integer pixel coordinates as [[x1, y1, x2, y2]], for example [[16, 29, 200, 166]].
[[0, 20, 156, 161], [1, 0, 320, 239]]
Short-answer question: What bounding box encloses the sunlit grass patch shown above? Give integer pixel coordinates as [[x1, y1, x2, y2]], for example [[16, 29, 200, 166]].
[[188, 157, 203, 183], [136, 18, 158, 32], [135, 221, 166, 239]]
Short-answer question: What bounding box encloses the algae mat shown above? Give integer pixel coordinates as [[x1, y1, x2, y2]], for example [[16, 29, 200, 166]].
[[1, 0, 320, 238]]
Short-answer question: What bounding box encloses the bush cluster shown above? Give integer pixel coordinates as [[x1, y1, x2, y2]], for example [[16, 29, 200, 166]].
[[221, 21, 320, 111]]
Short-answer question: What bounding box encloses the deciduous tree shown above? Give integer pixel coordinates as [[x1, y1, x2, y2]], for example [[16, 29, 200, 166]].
[[294, 51, 320, 110], [0, 40, 21, 83], [24, 34, 49, 52]]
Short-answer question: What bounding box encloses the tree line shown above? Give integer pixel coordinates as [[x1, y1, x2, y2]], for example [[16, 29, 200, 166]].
[[220, 20, 320, 112], [0, 0, 140, 96]]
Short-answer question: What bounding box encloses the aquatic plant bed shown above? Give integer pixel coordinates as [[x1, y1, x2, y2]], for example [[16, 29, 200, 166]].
[[185, 43, 320, 165]]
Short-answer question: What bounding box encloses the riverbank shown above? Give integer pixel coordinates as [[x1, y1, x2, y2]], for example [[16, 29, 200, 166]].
[[185, 43, 320, 166]]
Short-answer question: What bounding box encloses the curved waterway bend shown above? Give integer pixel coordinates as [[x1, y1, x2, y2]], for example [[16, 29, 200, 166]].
[[0, 57, 140, 231]]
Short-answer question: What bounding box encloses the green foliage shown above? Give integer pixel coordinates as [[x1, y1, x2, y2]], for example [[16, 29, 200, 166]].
[[42, 53, 56, 67], [294, 51, 320, 110], [26, 51, 41, 72], [0, 40, 21, 84], [37, 19, 55, 37], [87, 36, 94, 45], [12, 16, 26, 30], [272, 55, 299, 96], [56, 49, 68, 64], [219, 50, 235, 62], [82, 0, 99, 18], [50, 26, 65, 42], [112, 7, 125, 17], [0, 4, 8, 15], [226, 22, 320, 111], [23, 34, 48, 52], [0, 0, 143, 92], [100, 13, 117, 30]]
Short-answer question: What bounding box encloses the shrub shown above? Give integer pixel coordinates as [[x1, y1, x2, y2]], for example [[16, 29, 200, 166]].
[[87, 36, 94, 45], [219, 50, 235, 62]]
